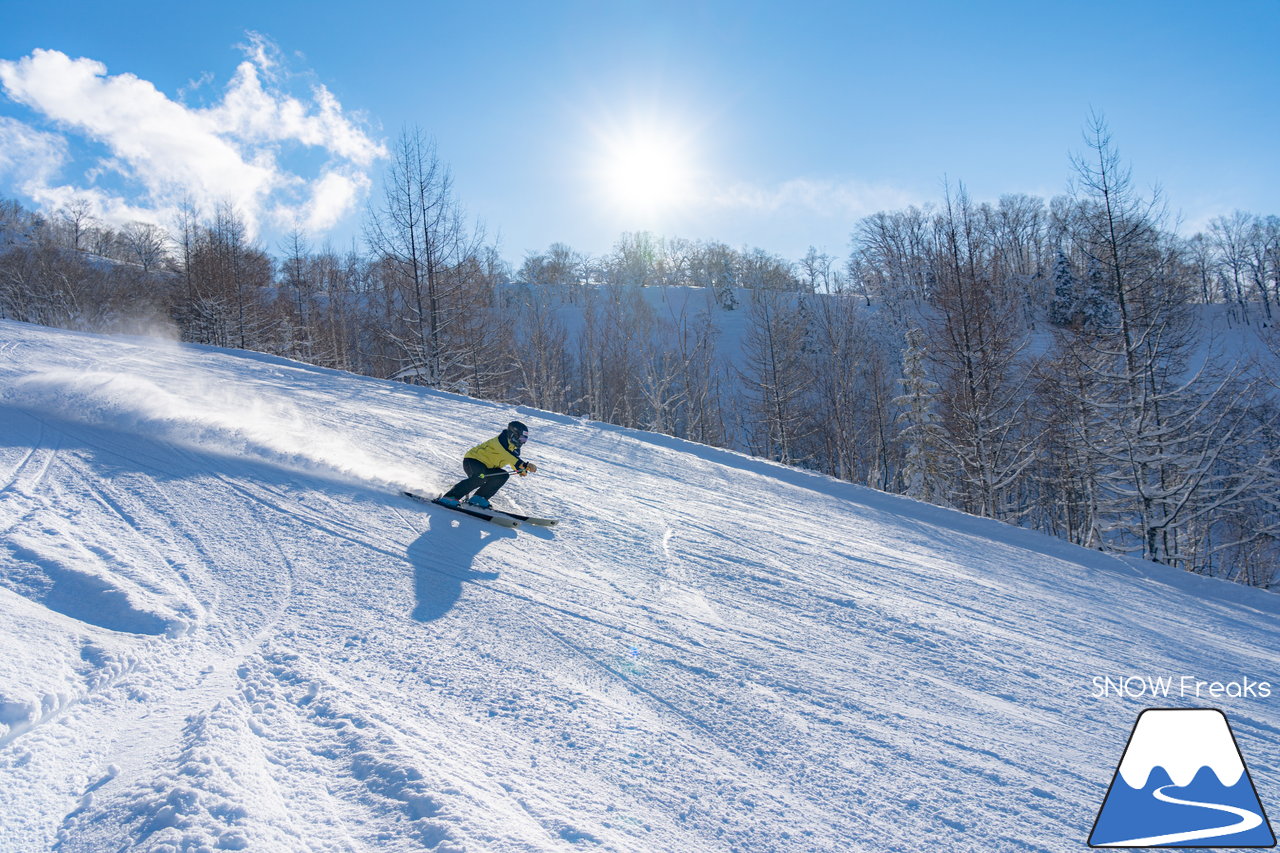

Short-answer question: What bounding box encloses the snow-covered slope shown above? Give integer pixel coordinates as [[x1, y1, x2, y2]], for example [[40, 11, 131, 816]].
[[1, 319, 1277, 852]]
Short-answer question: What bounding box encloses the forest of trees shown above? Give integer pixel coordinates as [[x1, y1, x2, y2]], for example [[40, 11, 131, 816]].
[[2, 121, 1278, 588]]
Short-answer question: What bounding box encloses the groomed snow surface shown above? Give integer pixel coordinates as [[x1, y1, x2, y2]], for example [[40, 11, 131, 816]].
[[1, 319, 1277, 853]]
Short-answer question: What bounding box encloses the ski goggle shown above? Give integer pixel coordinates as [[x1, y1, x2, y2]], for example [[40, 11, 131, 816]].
[[511, 428, 528, 445]]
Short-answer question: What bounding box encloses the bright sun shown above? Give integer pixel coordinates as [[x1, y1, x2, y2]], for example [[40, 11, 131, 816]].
[[595, 122, 695, 217]]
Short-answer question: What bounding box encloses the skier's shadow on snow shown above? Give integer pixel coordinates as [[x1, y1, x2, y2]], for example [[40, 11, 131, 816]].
[[407, 514, 512, 622]]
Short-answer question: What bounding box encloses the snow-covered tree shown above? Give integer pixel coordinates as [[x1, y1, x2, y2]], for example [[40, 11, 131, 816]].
[[928, 186, 1036, 519], [1079, 254, 1116, 331], [519, 242, 587, 291], [1066, 114, 1202, 563], [894, 327, 947, 503], [1049, 248, 1079, 327], [808, 294, 881, 483], [739, 289, 814, 464]]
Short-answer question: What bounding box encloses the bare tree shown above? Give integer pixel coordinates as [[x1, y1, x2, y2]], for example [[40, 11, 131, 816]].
[[1208, 211, 1256, 321], [808, 292, 877, 483], [366, 127, 484, 385], [510, 283, 573, 411], [799, 246, 834, 293], [58, 196, 96, 253], [120, 221, 170, 273], [927, 186, 1036, 519], [577, 285, 653, 426], [639, 289, 721, 437], [738, 289, 814, 464], [1244, 214, 1279, 321], [851, 206, 934, 311], [605, 232, 662, 288], [176, 204, 271, 349], [737, 247, 800, 291], [519, 242, 587, 292], [1067, 114, 1203, 563]]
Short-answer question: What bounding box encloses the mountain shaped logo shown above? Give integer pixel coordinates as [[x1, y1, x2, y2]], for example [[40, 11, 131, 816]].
[[1090, 708, 1275, 848]]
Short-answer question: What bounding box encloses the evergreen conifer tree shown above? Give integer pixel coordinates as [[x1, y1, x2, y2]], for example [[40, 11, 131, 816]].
[[1080, 255, 1115, 331], [1049, 248, 1079, 327]]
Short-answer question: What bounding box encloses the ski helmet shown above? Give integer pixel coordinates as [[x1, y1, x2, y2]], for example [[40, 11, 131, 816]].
[[507, 420, 529, 445]]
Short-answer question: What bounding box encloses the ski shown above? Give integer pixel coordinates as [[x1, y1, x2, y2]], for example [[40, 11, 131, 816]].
[[402, 491, 520, 528]]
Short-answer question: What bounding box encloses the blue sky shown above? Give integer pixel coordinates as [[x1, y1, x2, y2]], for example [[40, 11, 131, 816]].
[[1, 1, 1276, 264]]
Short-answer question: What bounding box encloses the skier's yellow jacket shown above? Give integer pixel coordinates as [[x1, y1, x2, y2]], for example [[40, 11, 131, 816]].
[[464, 434, 521, 470]]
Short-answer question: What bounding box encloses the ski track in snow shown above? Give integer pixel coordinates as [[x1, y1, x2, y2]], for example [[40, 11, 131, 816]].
[[0, 320, 1277, 852]]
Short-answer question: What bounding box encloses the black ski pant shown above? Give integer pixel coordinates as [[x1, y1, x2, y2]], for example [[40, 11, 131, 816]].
[[443, 457, 509, 500]]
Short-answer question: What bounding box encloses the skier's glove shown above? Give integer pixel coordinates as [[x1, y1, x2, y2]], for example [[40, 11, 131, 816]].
[[515, 461, 537, 476]]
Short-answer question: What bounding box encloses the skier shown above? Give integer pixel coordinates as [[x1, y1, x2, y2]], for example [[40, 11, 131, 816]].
[[438, 421, 537, 509]]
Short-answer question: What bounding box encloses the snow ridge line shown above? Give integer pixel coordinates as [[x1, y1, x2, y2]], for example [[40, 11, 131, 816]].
[[53, 555, 303, 850], [0, 413, 49, 501], [229, 650, 483, 850], [0, 642, 149, 750]]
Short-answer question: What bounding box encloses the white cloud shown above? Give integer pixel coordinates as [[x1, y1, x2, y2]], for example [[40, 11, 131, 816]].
[[0, 119, 169, 226], [239, 30, 280, 75], [0, 115, 66, 188], [273, 168, 369, 234], [27, 183, 176, 229], [210, 36, 385, 167], [0, 39, 387, 238]]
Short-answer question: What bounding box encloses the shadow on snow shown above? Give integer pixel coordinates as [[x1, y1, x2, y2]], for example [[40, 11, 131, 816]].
[[405, 518, 509, 622]]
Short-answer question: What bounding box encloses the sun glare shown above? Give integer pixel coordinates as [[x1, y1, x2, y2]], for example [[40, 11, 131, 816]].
[[594, 122, 696, 218]]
